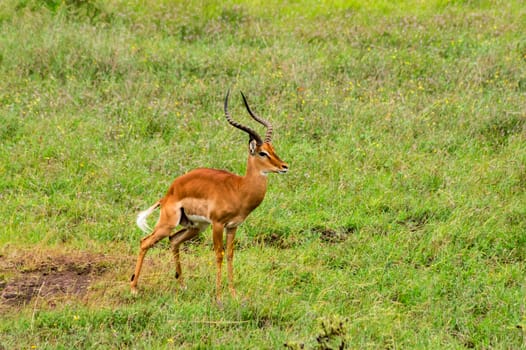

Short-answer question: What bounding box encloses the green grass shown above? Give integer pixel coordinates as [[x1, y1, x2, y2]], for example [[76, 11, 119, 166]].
[[1, 0, 525, 348]]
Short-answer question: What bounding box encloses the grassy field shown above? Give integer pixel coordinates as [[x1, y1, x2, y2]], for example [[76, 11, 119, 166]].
[[1, 0, 525, 348]]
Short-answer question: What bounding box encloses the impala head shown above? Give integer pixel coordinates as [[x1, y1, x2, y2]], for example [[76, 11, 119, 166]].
[[224, 90, 289, 175]]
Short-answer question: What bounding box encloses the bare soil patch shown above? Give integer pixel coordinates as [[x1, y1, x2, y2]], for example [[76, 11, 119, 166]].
[[0, 250, 110, 309], [313, 226, 356, 244], [257, 225, 357, 249]]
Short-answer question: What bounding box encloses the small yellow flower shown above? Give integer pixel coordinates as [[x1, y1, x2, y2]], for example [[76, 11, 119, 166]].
[[73, 315, 80, 321]]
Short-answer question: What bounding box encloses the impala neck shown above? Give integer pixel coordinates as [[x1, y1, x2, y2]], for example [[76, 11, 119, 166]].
[[241, 155, 268, 204]]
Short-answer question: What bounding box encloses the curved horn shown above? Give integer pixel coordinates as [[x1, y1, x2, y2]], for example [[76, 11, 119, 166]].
[[240, 92, 273, 143], [224, 90, 263, 145]]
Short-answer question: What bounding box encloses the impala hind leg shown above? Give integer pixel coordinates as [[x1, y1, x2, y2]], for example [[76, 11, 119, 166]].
[[130, 223, 174, 293], [169, 226, 200, 289]]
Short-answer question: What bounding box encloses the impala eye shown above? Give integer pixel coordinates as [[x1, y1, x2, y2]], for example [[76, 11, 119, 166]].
[[258, 151, 269, 157]]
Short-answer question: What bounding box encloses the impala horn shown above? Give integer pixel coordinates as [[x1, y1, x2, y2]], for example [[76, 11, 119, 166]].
[[240, 92, 273, 143], [224, 90, 263, 145]]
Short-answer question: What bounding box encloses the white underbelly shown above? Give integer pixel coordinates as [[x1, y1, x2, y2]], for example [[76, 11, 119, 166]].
[[186, 215, 212, 225], [225, 221, 242, 229]]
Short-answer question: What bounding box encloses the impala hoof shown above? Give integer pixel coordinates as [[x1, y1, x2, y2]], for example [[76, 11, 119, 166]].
[[130, 284, 139, 296], [216, 297, 224, 309]]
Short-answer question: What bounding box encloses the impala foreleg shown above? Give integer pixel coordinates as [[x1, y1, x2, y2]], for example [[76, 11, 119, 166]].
[[226, 227, 238, 298], [212, 222, 225, 304]]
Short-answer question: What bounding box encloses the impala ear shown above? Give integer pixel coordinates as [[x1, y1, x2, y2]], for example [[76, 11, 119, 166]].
[[249, 139, 257, 155]]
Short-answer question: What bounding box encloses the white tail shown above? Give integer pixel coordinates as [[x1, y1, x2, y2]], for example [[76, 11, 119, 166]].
[[136, 201, 160, 233]]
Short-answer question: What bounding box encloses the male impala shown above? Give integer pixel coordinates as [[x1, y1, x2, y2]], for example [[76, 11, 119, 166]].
[[130, 91, 288, 303]]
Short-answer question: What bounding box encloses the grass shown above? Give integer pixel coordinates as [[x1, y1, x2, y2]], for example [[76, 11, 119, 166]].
[[1, 0, 525, 348]]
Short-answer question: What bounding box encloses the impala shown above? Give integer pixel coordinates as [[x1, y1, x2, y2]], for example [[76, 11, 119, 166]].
[[130, 91, 289, 303]]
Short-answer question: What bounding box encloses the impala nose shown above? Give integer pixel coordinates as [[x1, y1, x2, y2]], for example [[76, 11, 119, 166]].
[[280, 164, 289, 173]]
